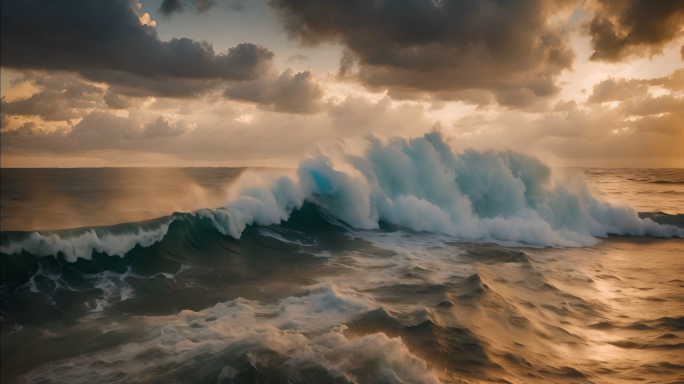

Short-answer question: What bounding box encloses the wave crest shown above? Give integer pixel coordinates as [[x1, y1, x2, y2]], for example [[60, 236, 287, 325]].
[[289, 132, 681, 246], [0, 218, 174, 262]]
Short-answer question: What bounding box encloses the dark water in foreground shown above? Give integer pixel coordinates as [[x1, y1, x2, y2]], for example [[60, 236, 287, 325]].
[[1, 167, 683, 384]]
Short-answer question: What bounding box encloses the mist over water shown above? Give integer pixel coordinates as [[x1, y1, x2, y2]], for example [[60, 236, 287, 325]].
[[0, 167, 246, 231], [1, 134, 683, 383]]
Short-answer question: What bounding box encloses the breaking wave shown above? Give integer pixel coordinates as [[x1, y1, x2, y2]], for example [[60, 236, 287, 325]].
[[1, 132, 681, 262]]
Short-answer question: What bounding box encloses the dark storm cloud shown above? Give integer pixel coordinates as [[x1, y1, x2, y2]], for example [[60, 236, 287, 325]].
[[159, 0, 185, 16], [195, 0, 216, 13], [285, 54, 310, 63], [104, 91, 137, 109], [588, 0, 684, 62], [86, 70, 222, 98], [224, 69, 324, 113], [23, 71, 103, 96], [1, 93, 88, 122], [337, 49, 356, 79], [1, 0, 274, 96], [269, 0, 577, 106], [158, 0, 215, 17]]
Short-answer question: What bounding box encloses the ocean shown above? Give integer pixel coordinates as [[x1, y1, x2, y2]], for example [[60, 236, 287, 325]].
[[1, 135, 683, 383]]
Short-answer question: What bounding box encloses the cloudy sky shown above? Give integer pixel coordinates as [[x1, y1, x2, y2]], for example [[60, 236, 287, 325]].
[[1, 0, 683, 168]]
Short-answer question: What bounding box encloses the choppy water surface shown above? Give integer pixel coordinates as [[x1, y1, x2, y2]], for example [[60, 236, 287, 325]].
[[1, 140, 683, 383]]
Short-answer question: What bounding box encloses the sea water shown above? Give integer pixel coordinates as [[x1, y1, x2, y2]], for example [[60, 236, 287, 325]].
[[1, 133, 682, 383]]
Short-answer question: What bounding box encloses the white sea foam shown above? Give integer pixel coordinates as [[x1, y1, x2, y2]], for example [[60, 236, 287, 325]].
[[14, 262, 188, 313], [0, 219, 174, 262], [258, 227, 318, 246], [20, 282, 440, 384], [211, 132, 682, 246]]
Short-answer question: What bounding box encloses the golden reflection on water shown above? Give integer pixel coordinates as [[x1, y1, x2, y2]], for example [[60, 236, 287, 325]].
[[411, 237, 684, 383], [527, 238, 682, 383]]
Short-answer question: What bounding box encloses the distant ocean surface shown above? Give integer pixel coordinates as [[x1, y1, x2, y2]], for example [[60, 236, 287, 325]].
[[1, 158, 683, 382]]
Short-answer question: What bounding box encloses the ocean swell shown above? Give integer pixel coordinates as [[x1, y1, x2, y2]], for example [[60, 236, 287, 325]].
[[1, 132, 682, 261]]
